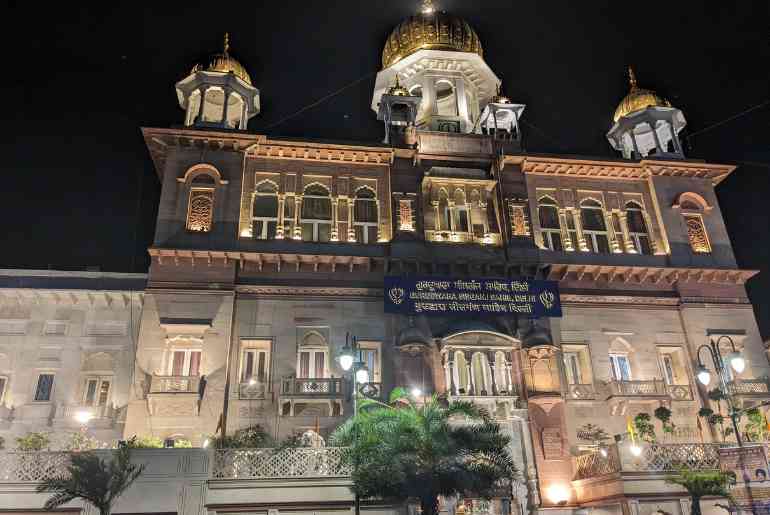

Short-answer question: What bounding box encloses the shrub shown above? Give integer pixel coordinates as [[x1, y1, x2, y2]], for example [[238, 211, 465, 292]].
[[16, 432, 50, 451], [122, 435, 164, 448]]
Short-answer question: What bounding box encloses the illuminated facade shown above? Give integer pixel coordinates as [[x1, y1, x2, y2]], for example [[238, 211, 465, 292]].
[[0, 6, 766, 515]]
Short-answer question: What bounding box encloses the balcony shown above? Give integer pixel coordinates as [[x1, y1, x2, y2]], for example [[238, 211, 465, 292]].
[[279, 377, 345, 417], [54, 404, 115, 429], [572, 442, 722, 503], [424, 230, 502, 246], [150, 375, 201, 394], [728, 378, 770, 397], [449, 385, 520, 419], [147, 375, 201, 417], [665, 383, 693, 401], [238, 381, 268, 400], [564, 383, 597, 400], [606, 379, 667, 399]]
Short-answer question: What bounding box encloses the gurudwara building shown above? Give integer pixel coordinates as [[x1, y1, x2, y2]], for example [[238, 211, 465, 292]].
[[0, 4, 766, 515]]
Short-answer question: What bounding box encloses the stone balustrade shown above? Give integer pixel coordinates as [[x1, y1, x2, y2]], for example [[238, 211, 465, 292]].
[[606, 379, 667, 398], [150, 375, 201, 394], [574, 442, 721, 481], [280, 377, 345, 398], [728, 378, 770, 396], [211, 447, 351, 479]]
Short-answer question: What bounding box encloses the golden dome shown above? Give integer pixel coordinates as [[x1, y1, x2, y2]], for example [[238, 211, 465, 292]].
[[381, 1, 483, 69], [191, 33, 252, 86], [613, 67, 671, 122]]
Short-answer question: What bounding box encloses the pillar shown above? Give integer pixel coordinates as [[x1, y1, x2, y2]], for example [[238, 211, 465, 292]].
[[276, 195, 286, 239], [196, 86, 209, 122], [605, 211, 622, 253], [649, 121, 664, 154], [557, 209, 574, 251], [331, 197, 339, 241], [293, 196, 302, 240], [617, 211, 635, 253], [488, 351, 499, 396], [570, 209, 589, 251], [347, 198, 355, 242], [221, 89, 231, 125]]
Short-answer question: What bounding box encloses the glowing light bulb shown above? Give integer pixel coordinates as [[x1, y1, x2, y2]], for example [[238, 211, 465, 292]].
[[411, 387, 422, 398]]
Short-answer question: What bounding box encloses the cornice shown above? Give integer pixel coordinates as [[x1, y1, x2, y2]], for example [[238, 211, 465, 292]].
[[244, 138, 393, 167], [507, 155, 735, 185], [0, 289, 143, 308], [549, 263, 756, 286], [236, 285, 382, 299]]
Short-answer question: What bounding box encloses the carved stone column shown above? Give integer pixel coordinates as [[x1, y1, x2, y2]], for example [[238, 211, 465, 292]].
[[488, 351, 499, 396], [642, 210, 659, 253], [605, 210, 622, 253], [570, 209, 589, 251], [221, 89, 231, 124], [293, 196, 302, 240], [432, 201, 440, 231], [557, 209, 574, 251], [331, 196, 339, 241], [617, 211, 635, 253], [465, 351, 475, 395], [375, 199, 382, 241], [276, 195, 286, 239]]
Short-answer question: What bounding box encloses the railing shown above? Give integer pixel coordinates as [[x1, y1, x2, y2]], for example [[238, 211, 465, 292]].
[[56, 404, 112, 420], [728, 378, 770, 396], [565, 383, 596, 400], [574, 443, 721, 481], [607, 379, 667, 398], [666, 383, 693, 401], [0, 452, 71, 482], [574, 445, 621, 480], [211, 447, 351, 479], [239, 381, 268, 400], [357, 382, 384, 400], [150, 375, 201, 394], [424, 230, 502, 246], [280, 377, 345, 397]]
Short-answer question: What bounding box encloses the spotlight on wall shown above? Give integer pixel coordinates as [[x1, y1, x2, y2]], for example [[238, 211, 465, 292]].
[[74, 411, 94, 425], [630, 444, 642, 457], [411, 387, 422, 398], [546, 484, 570, 505]]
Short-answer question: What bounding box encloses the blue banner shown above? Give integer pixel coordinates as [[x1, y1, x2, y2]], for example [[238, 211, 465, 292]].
[[384, 276, 562, 318]]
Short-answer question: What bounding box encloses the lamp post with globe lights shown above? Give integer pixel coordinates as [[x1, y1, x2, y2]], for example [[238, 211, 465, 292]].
[[338, 333, 370, 515], [695, 335, 746, 446]]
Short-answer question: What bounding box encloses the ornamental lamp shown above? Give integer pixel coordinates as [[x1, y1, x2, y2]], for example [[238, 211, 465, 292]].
[[728, 351, 746, 374], [696, 364, 712, 386], [355, 365, 370, 384]]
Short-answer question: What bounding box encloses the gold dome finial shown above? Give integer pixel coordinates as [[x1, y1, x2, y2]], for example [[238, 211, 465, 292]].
[[613, 67, 671, 122], [628, 66, 638, 88], [189, 33, 253, 86]]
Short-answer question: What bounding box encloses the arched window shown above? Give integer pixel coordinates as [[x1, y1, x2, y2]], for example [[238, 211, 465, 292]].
[[580, 199, 610, 253], [186, 174, 216, 233], [537, 196, 562, 251], [301, 184, 332, 242], [253, 182, 278, 240], [201, 87, 226, 123], [453, 351, 469, 395], [298, 332, 328, 379], [438, 189, 450, 231], [435, 80, 458, 117], [353, 188, 378, 244], [471, 352, 493, 395], [625, 201, 651, 255], [674, 192, 711, 254], [452, 189, 469, 233]]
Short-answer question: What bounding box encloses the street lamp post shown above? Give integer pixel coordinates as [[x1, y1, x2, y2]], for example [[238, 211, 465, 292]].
[[695, 335, 746, 446], [339, 333, 370, 515]]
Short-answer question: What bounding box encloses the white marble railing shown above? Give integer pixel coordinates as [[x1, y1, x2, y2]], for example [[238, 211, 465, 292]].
[[574, 442, 721, 480], [728, 379, 770, 395], [0, 452, 71, 482], [280, 377, 345, 397], [607, 379, 667, 397], [211, 448, 351, 479], [150, 375, 200, 394]]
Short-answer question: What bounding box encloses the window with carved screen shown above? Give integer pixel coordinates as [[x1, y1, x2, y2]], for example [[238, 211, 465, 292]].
[[683, 214, 711, 254], [186, 174, 216, 232]]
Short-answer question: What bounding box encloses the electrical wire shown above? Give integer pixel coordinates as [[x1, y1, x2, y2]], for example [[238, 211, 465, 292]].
[[686, 99, 770, 141], [263, 71, 378, 131]]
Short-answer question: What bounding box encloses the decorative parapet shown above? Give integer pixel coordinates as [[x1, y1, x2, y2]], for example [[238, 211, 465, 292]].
[[728, 378, 770, 396], [607, 379, 667, 399], [0, 452, 71, 482], [211, 448, 351, 479], [574, 443, 721, 481], [150, 375, 201, 394]]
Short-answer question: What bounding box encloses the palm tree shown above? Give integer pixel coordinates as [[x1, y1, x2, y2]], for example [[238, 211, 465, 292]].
[[331, 388, 515, 515], [666, 469, 735, 515], [36, 447, 145, 515]]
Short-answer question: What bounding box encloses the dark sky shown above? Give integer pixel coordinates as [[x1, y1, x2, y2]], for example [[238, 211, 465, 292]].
[[3, 1, 769, 337]]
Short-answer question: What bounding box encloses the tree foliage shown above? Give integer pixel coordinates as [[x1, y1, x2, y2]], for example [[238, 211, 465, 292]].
[[330, 389, 515, 515], [36, 447, 145, 515], [666, 469, 735, 515]]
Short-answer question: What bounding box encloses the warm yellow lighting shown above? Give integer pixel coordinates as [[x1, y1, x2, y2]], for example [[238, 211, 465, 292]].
[[240, 228, 252, 237], [248, 377, 257, 386], [546, 484, 570, 505], [411, 387, 422, 398], [202, 438, 210, 448], [74, 411, 93, 425], [630, 444, 642, 457]]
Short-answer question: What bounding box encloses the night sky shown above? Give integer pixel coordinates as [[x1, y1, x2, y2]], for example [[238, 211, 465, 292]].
[[3, 1, 769, 337]]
